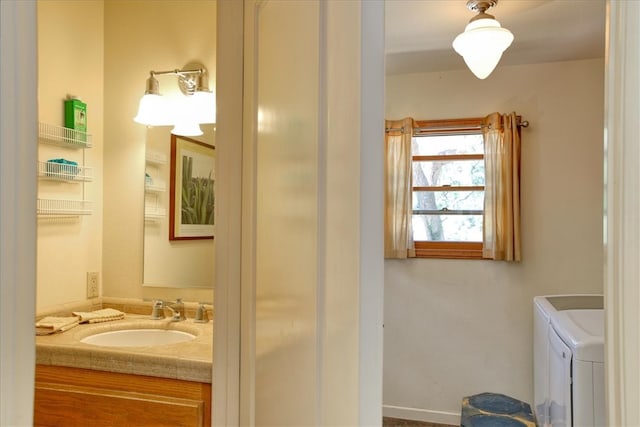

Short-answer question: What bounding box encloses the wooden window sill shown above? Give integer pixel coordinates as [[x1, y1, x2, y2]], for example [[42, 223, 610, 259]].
[[414, 242, 484, 260]]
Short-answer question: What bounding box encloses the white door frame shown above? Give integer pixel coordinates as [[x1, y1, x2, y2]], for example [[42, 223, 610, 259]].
[[603, 1, 640, 425], [213, 1, 245, 426], [0, 1, 38, 426]]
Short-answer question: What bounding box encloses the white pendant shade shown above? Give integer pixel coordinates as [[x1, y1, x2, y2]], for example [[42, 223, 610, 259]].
[[453, 18, 514, 79]]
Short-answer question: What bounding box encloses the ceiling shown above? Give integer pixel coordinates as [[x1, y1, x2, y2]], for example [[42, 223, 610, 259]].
[[385, 0, 606, 75]]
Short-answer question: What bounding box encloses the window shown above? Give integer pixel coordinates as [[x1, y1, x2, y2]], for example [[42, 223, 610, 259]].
[[412, 118, 485, 259]]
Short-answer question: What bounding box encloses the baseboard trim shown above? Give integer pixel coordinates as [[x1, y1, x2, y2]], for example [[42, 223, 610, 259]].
[[383, 404, 461, 426]]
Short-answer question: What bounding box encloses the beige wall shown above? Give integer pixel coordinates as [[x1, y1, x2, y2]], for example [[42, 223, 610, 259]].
[[37, 0, 104, 310], [36, 0, 216, 310], [102, 0, 216, 303], [384, 58, 604, 423]]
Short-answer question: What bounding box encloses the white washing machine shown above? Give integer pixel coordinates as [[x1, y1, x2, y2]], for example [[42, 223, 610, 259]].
[[533, 295, 604, 427]]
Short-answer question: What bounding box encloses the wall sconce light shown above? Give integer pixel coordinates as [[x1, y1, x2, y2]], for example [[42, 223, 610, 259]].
[[133, 61, 215, 136], [452, 0, 514, 79]]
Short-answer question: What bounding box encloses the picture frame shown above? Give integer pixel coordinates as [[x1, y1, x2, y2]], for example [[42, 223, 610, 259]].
[[169, 134, 215, 240]]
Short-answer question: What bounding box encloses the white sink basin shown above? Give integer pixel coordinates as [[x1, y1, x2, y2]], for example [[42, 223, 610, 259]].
[[80, 329, 196, 347]]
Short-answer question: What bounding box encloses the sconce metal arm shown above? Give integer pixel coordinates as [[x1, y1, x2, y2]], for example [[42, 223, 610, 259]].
[[146, 62, 210, 96]]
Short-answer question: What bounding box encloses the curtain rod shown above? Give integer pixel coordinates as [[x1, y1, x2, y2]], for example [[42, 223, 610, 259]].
[[385, 118, 530, 134]]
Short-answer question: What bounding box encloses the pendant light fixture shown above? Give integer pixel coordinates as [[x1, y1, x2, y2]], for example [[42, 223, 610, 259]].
[[452, 0, 514, 79]]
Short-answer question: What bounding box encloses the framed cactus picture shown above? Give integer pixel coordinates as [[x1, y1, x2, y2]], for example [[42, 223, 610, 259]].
[[169, 134, 215, 240]]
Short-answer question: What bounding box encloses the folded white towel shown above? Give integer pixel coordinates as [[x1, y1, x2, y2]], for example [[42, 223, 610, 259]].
[[36, 316, 80, 335], [72, 308, 125, 324]]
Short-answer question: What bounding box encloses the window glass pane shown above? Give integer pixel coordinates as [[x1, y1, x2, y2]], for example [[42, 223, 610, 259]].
[[410, 131, 485, 245], [413, 190, 484, 212], [412, 134, 483, 156], [413, 159, 484, 187], [412, 214, 483, 242]]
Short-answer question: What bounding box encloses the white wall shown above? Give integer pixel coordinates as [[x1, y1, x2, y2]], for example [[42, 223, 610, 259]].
[[384, 58, 604, 423], [252, 1, 321, 424], [36, 0, 104, 310], [241, 1, 384, 424]]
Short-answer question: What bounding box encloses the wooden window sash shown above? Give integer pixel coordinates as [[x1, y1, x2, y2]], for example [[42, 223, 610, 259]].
[[413, 118, 484, 136], [413, 154, 483, 162], [413, 209, 482, 215], [413, 185, 484, 192], [414, 241, 484, 259], [411, 117, 485, 260]]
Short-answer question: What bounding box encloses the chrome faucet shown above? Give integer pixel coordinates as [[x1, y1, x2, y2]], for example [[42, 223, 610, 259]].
[[150, 300, 165, 320], [195, 303, 209, 323], [170, 298, 186, 321], [150, 298, 186, 321]]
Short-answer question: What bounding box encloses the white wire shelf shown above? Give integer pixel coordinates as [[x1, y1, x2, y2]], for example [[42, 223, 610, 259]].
[[145, 151, 167, 165], [37, 198, 92, 216], [145, 206, 166, 221], [38, 161, 93, 182], [38, 122, 92, 149], [145, 183, 166, 193]]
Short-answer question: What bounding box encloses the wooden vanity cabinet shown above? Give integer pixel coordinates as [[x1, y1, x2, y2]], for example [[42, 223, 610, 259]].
[[34, 365, 211, 427]]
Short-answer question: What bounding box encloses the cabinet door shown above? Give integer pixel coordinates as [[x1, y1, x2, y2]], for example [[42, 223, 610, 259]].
[[35, 366, 211, 427], [548, 328, 572, 427], [35, 382, 204, 427]]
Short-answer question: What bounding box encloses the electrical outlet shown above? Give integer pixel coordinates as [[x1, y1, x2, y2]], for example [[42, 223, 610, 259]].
[[87, 272, 99, 298]]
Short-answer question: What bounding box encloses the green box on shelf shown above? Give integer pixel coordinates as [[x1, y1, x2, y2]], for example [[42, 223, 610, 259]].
[[64, 97, 87, 141]]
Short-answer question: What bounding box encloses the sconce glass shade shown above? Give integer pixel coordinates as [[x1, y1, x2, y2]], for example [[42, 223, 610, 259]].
[[171, 120, 203, 137], [134, 63, 215, 134], [170, 95, 203, 136], [452, 17, 514, 79], [133, 94, 172, 126], [191, 90, 216, 124]]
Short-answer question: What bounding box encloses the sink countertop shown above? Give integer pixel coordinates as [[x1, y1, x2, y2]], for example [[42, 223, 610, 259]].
[[35, 314, 213, 383]]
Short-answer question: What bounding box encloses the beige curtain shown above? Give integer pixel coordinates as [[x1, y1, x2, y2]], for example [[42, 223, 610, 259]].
[[384, 118, 415, 259], [482, 112, 521, 261]]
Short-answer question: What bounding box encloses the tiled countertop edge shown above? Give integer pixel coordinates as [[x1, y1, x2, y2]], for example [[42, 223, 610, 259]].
[[36, 297, 213, 322]]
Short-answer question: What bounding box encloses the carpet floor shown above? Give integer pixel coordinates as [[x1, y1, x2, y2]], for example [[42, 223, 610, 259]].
[[382, 417, 457, 427]]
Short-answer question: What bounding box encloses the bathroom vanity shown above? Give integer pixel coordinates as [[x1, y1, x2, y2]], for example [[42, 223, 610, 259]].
[[34, 306, 213, 426]]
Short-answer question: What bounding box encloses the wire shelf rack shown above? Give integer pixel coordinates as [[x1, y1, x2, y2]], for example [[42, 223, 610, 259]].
[[38, 122, 92, 148], [145, 182, 166, 193], [145, 206, 166, 221], [38, 160, 93, 182], [37, 198, 92, 216], [145, 151, 167, 165]]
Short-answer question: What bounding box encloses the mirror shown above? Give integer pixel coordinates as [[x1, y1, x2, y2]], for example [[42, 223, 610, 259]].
[[143, 125, 216, 288]]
